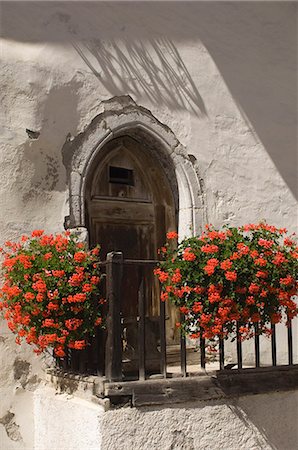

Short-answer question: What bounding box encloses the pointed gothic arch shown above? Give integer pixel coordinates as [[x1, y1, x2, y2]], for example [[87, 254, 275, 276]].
[[62, 96, 205, 239]]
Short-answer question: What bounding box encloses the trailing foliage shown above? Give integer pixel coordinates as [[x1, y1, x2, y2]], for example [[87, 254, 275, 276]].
[[0, 230, 105, 357], [155, 223, 298, 341]]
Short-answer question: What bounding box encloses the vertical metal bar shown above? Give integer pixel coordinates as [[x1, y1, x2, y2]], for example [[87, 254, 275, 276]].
[[138, 277, 146, 380], [79, 348, 87, 374], [105, 252, 123, 382], [86, 337, 92, 374], [159, 293, 167, 378], [62, 353, 68, 370], [271, 323, 277, 366], [70, 350, 75, 371], [219, 335, 225, 370], [287, 317, 293, 365], [96, 328, 105, 376], [236, 322, 243, 369], [70, 349, 79, 372], [180, 314, 187, 377], [98, 275, 107, 376], [254, 324, 260, 368], [92, 331, 100, 375], [65, 347, 70, 370], [200, 330, 206, 369]]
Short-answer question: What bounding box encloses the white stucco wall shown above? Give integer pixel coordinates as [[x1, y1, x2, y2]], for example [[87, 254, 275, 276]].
[[0, 320, 45, 450], [0, 2, 297, 449], [102, 391, 298, 450], [1, 2, 297, 240], [32, 386, 298, 450], [34, 386, 105, 450]]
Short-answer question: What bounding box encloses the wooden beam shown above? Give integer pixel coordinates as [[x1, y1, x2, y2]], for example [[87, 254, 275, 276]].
[[216, 365, 298, 397], [105, 375, 223, 406], [104, 365, 298, 406]]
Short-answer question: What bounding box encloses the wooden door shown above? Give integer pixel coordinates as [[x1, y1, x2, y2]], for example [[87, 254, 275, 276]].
[[86, 136, 178, 341]]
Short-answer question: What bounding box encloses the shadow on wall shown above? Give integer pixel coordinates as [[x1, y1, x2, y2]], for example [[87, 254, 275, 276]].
[[234, 391, 298, 450], [194, 3, 298, 200], [1, 2, 297, 198], [22, 82, 81, 202], [100, 393, 298, 450], [73, 38, 206, 117]]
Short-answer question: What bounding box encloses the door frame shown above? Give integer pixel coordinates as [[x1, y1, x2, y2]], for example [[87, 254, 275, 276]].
[[62, 96, 206, 240]]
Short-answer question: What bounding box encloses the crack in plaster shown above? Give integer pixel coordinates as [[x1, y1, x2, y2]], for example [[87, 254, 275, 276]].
[[61, 95, 205, 233], [62, 95, 185, 177], [0, 411, 23, 442]]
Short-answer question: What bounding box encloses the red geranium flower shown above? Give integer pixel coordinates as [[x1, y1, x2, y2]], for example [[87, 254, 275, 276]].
[[155, 222, 298, 342], [0, 232, 104, 358]]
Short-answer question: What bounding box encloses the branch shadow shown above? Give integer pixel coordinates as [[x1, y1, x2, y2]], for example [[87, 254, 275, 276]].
[[73, 37, 206, 117], [232, 391, 298, 450], [1, 1, 297, 197]]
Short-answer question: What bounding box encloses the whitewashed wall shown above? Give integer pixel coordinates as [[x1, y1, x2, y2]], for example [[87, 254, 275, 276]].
[[33, 386, 298, 450], [0, 2, 297, 449]]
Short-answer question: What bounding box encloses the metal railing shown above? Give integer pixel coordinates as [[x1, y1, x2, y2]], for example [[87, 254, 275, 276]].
[[103, 252, 296, 382], [60, 252, 296, 380]]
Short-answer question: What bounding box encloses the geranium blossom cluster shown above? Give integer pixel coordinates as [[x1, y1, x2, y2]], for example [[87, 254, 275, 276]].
[[155, 223, 298, 341], [0, 230, 104, 357]]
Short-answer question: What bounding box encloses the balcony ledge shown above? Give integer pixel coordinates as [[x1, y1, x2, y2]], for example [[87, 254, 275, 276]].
[[105, 364, 298, 406], [45, 365, 298, 408]]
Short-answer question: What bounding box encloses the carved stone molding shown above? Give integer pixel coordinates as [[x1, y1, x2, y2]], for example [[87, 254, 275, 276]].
[[62, 95, 206, 237]]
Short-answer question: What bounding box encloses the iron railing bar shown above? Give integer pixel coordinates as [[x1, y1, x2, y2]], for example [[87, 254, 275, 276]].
[[70, 349, 75, 371], [254, 324, 260, 368], [79, 348, 87, 374], [200, 330, 206, 369], [160, 296, 167, 378], [236, 322, 243, 369], [287, 317, 293, 365], [95, 329, 104, 376], [180, 314, 187, 377], [219, 334, 225, 370], [62, 348, 69, 370], [124, 259, 159, 266], [138, 277, 146, 381], [271, 323, 277, 366], [71, 349, 79, 372], [96, 259, 160, 266]]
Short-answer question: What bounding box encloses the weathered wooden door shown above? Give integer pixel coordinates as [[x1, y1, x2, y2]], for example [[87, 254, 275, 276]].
[[86, 135, 178, 344]]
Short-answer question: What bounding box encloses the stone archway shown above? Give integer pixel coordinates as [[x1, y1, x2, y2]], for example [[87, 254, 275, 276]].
[[62, 95, 205, 239], [61, 95, 206, 373]]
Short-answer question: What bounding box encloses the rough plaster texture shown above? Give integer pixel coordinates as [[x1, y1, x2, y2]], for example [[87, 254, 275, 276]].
[[0, 3, 297, 449], [1, 3, 297, 238], [101, 391, 298, 450], [32, 387, 298, 450], [34, 386, 105, 450], [0, 321, 46, 450]]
